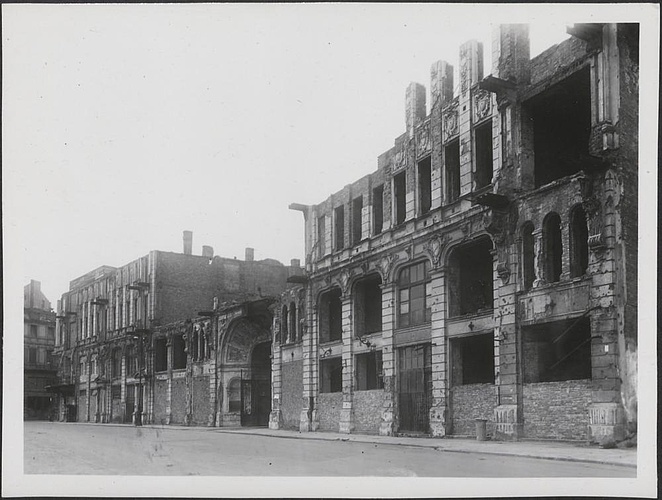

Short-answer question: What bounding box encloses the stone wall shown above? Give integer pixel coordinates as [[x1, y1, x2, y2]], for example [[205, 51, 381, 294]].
[[523, 379, 591, 440], [317, 392, 342, 432], [170, 378, 186, 424], [354, 390, 386, 434], [281, 360, 303, 430], [192, 376, 210, 425], [153, 379, 168, 424], [450, 383, 494, 436]]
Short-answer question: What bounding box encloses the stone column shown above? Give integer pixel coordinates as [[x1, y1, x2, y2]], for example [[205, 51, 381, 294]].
[[492, 244, 522, 440], [300, 284, 319, 432], [560, 221, 572, 281], [165, 337, 173, 425], [269, 331, 283, 430], [379, 282, 397, 436], [428, 266, 449, 436], [339, 295, 354, 434], [459, 40, 484, 196], [532, 228, 545, 287]]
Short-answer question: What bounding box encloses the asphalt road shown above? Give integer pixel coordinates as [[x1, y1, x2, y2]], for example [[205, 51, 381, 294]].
[[24, 421, 634, 477]]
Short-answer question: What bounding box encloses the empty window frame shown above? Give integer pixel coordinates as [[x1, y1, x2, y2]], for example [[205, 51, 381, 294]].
[[354, 274, 383, 336], [280, 305, 288, 343], [521, 222, 536, 290], [445, 140, 460, 203], [570, 206, 589, 278], [397, 261, 431, 328], [317, 215, 326, 257], [450, 333, 495, 385], [125, 346, 137, 376], [29, 324, 38, 337], [111, 349, 122, 378], [543, 212, 563, 283], [352, 196, 363, 245], [28, 347, 38, 364], [527, 66, 592, 188], [172, 334, 186, 370], [522, 317, 591, 383], [448, 237, 494, 317], [154, 338, 167, 372], [319, 288, 342, 343], [320, 357, 343, 393], [393, 171, 407, 225], [373, 184, 384, 235], [335, 205, 345, 251], [356, 351, 383, 390], [474, 120, 493, 189], [418, 156, 432, 215]]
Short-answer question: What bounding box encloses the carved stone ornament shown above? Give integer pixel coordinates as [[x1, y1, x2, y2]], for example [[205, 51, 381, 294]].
[[394, 141, 407, 170], [582, 196, 605, 249], [482, 209, 507, 246], [416, 121, 431, 157], [473, 89, 492, 122], [377, 253, 399, 284], [424, 234, 450, 268], [460, 46, 470, 94], [323, 274, 332, 286], [496, 262, 511, 284], [442, 106, 459, 141], [360, 261, 370, 275], [338, 269, 352, 295]]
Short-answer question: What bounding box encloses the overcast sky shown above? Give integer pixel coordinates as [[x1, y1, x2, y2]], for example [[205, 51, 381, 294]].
[[1, 3, 627, 305]]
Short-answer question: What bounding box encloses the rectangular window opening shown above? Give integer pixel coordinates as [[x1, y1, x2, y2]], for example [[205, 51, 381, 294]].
[[373, 184, 384, 235], [319, 288, 342, 343], [393, 172, 406, 225], [335, 205, 345, 251], [474, 120, 493, 190], [155, 338, 168, 372], [448, 239, 494, 317], [418, 156, 432, 215], [354, 275, 383, 336], [451, 333, 495, 385], [352, 196, 363, 245], [172, 335, 186, 370], [356, 351, 383, 391], [320, 357, 343, 393], [445, 140, 460, 203]]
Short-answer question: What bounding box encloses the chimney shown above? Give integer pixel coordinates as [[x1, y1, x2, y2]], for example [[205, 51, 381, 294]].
[[406, 82, 426, 138], [202, 245, 214, 258], [430, 60, 454, 106], [290, 258, 301, 268], [183, 230, 193, 255], [245, 247, 255, 261]]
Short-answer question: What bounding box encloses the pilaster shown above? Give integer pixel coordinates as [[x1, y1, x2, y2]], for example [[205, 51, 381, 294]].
[[459, 40, 484, 196], [379, 282, 397, 436], [338, 295, 354, 434], [428, 266, 449, 436], [300, 284, 319, 432]]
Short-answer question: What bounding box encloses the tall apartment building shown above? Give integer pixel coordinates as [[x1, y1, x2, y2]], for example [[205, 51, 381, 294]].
[[270, 24, 638, 443], [24, 280, 57, 420], [51, 232, 297, 425]]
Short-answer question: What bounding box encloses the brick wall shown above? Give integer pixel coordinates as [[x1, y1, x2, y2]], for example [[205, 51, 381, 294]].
[[523, 379, 591, 440], [529, 36, 589, 85], [170, 378, 186, 424], [281, 360, 303, 430], [450, 383, 494, 436], [317, 392, 342, 432], [353, 390, 386, 434], [192, 376, 210, 425], [153, 379, 168, 424]]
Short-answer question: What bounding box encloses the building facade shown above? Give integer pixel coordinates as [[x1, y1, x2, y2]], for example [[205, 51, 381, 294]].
[[51, 232, 298, 425], [24, 280, 57, 420], [270, 24, 638, 443]]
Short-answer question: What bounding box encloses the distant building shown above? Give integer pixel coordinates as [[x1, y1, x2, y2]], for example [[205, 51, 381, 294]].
[[271, 23, 638, 444], [24, 280, 57, 420], [51, 232, 299, 425]]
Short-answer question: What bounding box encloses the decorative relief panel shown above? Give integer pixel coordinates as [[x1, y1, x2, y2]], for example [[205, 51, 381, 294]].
[[442, 105, 459, 142], [473, 89, 492, 123], [377, 253, 399, 284], [394, 141, 408, 171], [423, 234, 450, 268], [416, 121, 431, 158]]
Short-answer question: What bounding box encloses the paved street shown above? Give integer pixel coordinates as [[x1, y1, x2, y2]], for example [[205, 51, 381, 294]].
[[24, 422, 635, 477]]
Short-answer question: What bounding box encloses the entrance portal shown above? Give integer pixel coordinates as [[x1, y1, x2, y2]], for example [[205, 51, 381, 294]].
[[397, 343, 432, 433], [240, 342, 271, 426]]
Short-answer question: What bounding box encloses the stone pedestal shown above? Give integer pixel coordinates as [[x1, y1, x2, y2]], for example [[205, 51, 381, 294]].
[[268, 409, 282, 430], [299, 408, 319, 432], [339, 406, 354, 434], [588, 402, 626, 443], [493, 404, 522, 440]]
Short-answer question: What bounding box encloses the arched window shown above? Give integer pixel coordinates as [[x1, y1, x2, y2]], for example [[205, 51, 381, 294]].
[[521, 222, 535, 290], [281, 305, 289, 343], [570, 206, 589, 278], [289, 302, 297, 343], [397, 261, 431, 328], [543, 212, 563, 283]]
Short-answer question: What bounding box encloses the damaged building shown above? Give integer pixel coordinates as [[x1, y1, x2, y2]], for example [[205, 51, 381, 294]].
[[51, 232, 301, 426], [270, 23, 638, 443]]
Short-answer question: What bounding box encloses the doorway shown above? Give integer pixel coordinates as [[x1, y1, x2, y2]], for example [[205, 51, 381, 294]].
[[241, 342, 271, 426], [397, 343, 432, 433]]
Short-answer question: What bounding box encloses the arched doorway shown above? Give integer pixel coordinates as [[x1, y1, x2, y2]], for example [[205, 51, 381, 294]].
[[241, 341, 271, 426]]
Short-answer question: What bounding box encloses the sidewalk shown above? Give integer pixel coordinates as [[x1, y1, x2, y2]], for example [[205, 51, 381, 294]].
[[211, 426, 637, 468]]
